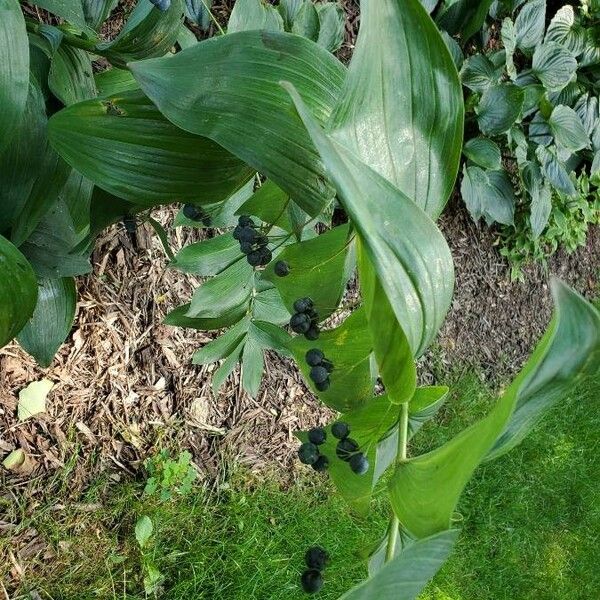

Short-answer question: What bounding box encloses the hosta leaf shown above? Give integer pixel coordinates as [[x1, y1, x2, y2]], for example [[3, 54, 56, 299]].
[[529, 111, 552, 146], [171, 234, 242, 277], [96, 0, 184, 66], [544, 5, 586, 56], [291, 309, 374, 412], [130, 31, 346, 217], [227, 0, 284, 33], [187, 259, 254, 318], [463, 137, 502, 170], [514, 0, 545, 52], [316, 3, 345, 53], [461, 165, 515, 226], [441, 31, 464, 70], [532, 42, 577, 92], [185, 0, 212, 29], [95, 68, 139, 97], [48, 91, 253, 206], [460, 54, 503, 92], [328, 0, 463, 218], [341, 530, 459, 600], [389, 279, 600, 539], [0, 235, 38, 348], [476, 83, 524, 136], [17, 277, 76, 367], [48, 45, 97, 106], [547, 105, 590, 152], [530, 180, 552, 238], [579, 29, 600, 67], [278, 0, 303, 29], [291, 2, 319, 40], [502, 17, 517, 79], [536, 144, 576, 195], [0, 0, 29, 153], [436, 0, 494, 41], [60, 170, 94, 234], [29, 0, 89, 31], [286, 83, 455, 358], [82, 0, 119, 30], [262, 224, 354, 320]]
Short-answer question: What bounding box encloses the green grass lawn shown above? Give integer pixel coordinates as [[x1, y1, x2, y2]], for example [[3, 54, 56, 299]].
[[6, 369, 599, 599]]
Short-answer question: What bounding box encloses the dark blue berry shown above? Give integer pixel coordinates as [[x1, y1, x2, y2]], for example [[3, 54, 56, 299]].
[[305, 349, 324, 367], [308, 427, 326, 445], [349, 453, 369, 475], [331, 422, 350, 440]]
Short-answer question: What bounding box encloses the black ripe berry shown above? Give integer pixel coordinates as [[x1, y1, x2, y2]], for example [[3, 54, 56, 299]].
[[232, 225, 243, 240], [238, 215, 254, 227], [331, 421, 350, 440], [336, 438, 359, 461], [301, 569, 323, 594], [315, 378, 330, 392], [321, 358, 334, 373], [307, 308, 319, 322], [183, 203, 203, 222], [239, 241, 253, 255], [256, 234, 269, 247], [305, 326, 320, 341], [305, 546, 330, 570], [238, 226, 256, 243], [258, 246, 272, 265], [308, 427, 326, 445], [305, 348, 324, 367], [310, 366, 329, 384], [274, 260, 289, 277], [298, 442, 319, 465], [311, 454, 329, 472], [247, 250, 262, 267], [290, 312, 311, 334], [293, 297, 313, 313], [349, 452, 370, 475]]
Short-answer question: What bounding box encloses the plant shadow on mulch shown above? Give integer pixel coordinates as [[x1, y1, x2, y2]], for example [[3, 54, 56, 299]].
[[1, 0, 599, 592]]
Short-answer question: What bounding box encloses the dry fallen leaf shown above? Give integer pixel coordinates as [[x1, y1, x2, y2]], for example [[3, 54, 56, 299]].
[[17, 379, 54, 421]]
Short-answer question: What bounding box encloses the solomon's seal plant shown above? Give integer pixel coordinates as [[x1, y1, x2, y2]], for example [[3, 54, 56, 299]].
[[1, 0, 599, 598]]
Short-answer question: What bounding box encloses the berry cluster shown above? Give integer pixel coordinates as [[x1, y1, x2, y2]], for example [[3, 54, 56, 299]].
[[298, 427, 329, 472], [306, 348, 333, 391], [290, 297, 319, 340], [333, 422, 369, 475], [233, 215, 272, 267], [300, 546, 330, 594], [297, 421, 369, 476], [182, 203, 211, 226]]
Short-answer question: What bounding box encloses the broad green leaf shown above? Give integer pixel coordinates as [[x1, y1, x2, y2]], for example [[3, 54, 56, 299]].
[[529, 111, 552, 146], [579, 28, 600, 67], [19, 201, 91, 278], [96, 0, 184, 66], [547, 105, 590, 152], [0, 235, 38, 348], [460, 54, 503, 92], [95, 68, 139, 97], [241, 333, 265, 397], [60, 170, 94, 234], [291, 1, 319, 40], [192, 317, 250, 365], [544, 5, 586, 56], [135, 515, 153, 548], [227, 0, 284, 33], [463, 137, 502, 170], [130, 31, 346, 217], [0, 0, 29, 152], [532, 42, 577, 92], [185, 0, 212, 29], [461, 165, 515, 226], [408, 385, 449, 438], [286, 83, 455, 357], [17, 277, 77, 367], [29, 0, 89, 31], [171, 234, 242, 277], [536, 144, 576, 195], [251, 286, 290, 326], [316, 3, 345, 53], [358, 247, 416, 405], [341, 530, 459, 600], [514, 0, 545, 52], [17, 378, 53, 421], [250, 320, 292, 354], [187, 259, 253, 318], [49, 91, 253, 206], [522, 161, 552, 238], [436, 0, 494, 41], [441, 31, 464, 70], [389, 279, 600, 539], [165, 302, 248, 331], [278, 0, 303, 30], [82, 0, 118, 30], [291, 309, 374, 412], [476, 83, 524, 136], [327, 0, 463, 218], [262, 224, 354, 320], [502, 17, 517, 79], [48, 45, 97, 106], [0, 80, 46, 231]]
